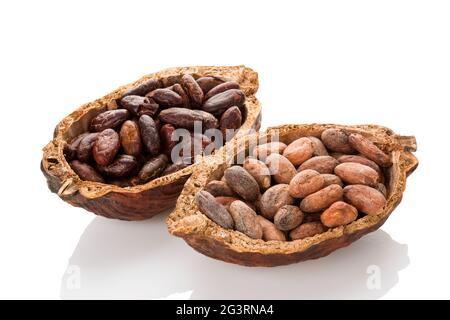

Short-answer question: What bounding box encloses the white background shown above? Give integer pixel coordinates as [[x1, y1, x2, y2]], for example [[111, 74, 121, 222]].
[[0, 0, 449, 299]]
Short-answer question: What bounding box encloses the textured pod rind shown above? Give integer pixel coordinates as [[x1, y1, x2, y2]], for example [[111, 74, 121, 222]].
[[41, 65, 261, 220], [168, 124, 417, 266]]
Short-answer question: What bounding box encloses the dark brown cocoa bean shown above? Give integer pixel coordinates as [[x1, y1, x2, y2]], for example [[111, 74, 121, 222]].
[[97, 155, 138, 178], [202, 89, 245, 116], [120, 95, 159, 117], [121, 78, 160, 98], [139, 115, 160, 155], [220, 106, 242, 139], [90, 109, 129, 132], [196, 76, 224, 94], [204, 180, 236, 197], [64, 133, 89, 161], [204, 81, 240, 101], [195, 190, 234, 229], [159, 124, 177, 157], [77, 133, 99, 162], [223, 166, 260, 201], [138, 154, 168, 183], [70, 160, 104, 183], [161, 162, 189, 176], [93, 129, 120, 166], [181, 74, 203, 108], [146, 88, 182, 107], [159, 108, 218, 131], [120, 120, 142, 156], [170, 83, 190, 109]]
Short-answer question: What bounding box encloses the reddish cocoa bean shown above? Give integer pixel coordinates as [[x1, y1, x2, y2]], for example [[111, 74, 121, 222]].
[[300, 184, 344, 213], [348, 133, 392, 167], [282, 137, 315, 166], [196, 77, 224, 94], [93, 129, 120, 166], [120, 120, 142, 156], [146, 88, 183, 107], [76, 133, 99, 162], [139, 115, 160, 155], [64, 133, 89, 161], [204, 81, 240, 101], [298, 156, 338, 174], [308, 136, 329, 156], [170, 83, 190, 109], [320, 201, 358, 227], [321, 129, 355, 154], [90, 110, 129, 132], [289, 222, 327, 240], [97, 154, 138, 178], [256, 216, 287, 241], [159, 108, 218, 131], [202, 89, 245, 116], [120, 95, 158, 116], [70, 160, 104, 183], [181, 74, 204, 108]]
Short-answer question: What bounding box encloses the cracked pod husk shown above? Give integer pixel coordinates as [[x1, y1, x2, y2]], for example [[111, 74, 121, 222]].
[[167, 124, 417, 267], [41, 66, 261, 220]]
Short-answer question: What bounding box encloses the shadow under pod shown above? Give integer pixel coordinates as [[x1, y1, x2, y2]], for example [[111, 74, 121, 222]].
[[61, 212, 409, 299]]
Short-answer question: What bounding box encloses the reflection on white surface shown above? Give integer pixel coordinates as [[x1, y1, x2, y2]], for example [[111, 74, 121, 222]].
[[61, 212, 409, 299]]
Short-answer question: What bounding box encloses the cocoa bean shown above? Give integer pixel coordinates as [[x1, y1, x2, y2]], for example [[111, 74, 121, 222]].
[[64, 133, 89, 161], [252, 142, 287, 161], [223, 166, 260, 201], [282, 137, 315, 166], [321, 174, 344, 187], [120, 120, 142, 156], [348, 133, 392, 167], [321, 129, 355, 154], [120, 95, 158, 117], [146, 88, 183, 107], [220, 106, 242, 139], [93, 129, 120, 166], [196, 190, 234, 229], [70, 160, 104, 183], [90, 109, 129, 132], [274, 205, 304, 231], [170, 83, 190, 109], [77, 133, 99, 162], [139, 115, 160, 155], [204, 180, 236, 197], [229, 201, 263, 239], [300, 184, 343, 213], [204, 81, 240, 101], [259, 184, 294, 219], [202, 89, 245, 116], [298, 156, 338, 174], [121, 78, 160, 98], [97, 154, 138, 178], [320, 201, 358, 227], [334, 162, 379, 187], [343, 184, 386, 215], [243, 157, 271, 190], [290, 222, 327, 240], [289, 169, 325, 198], [181, 74, 203, 108], [196, 76, 224, 94], [256, 216, 287, 241], [159, 108, 218, 131], [138, 154, 168, 183], [265, 153, 297, 184], [308, 136, 329, 156]]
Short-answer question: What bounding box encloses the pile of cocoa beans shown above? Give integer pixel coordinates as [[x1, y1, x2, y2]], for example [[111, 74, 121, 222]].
[[196, 128, 392, 241], [64, 75, 246, 187]]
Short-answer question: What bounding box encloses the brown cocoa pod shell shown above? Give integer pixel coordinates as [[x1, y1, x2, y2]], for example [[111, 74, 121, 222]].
[[196, 76, 224, 94], [348, 133, 393, 167], [93, 129, 120, 166], [76, 133, 99, 162], [138, 154, 168, 183], [181, 74, 204, 108], [120, 120, 142, 156], [204, 81, 240, 101], [146, 88, 183, 108], [41, 65, 261, 220], [159, 108, 218, 131], [70, 160, 104, 183], [321, 128, 355, 154], [90, 109, 129, 132], [139, 115, 160, 155], [97, 154, 138, 178], [202, 89, 245, 116], [298, 156, 338, 174], [168, 124, 417, 266], [120, 95, 159, 117]]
